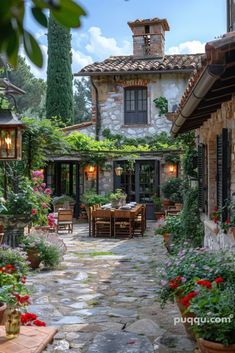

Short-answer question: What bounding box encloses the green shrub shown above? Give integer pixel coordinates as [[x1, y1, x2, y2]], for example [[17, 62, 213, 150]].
[[80, 190, 109, 206], [40, 244, 60, 269], [52, 195, 75, 205], [161, 178, 183, 203]]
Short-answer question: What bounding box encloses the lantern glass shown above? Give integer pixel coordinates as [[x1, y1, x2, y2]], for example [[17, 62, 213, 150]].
[[115, 166, 123, 176], [0, 128, 16, 159]]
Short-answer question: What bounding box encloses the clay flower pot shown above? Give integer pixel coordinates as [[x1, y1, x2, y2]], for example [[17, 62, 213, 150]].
[[175, 296, 196, 340], [27, 248, 41, 269], [197, 338, 235, 353]]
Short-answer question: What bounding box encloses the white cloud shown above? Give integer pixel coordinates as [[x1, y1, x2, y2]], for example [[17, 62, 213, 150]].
[[71, 49, 93, 73], [85, 26, 132, 58], [166, 40, 205, 55], [19, 44, 47, 79]]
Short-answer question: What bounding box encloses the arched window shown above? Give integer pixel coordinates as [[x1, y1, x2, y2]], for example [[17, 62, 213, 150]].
[[124, 87, 147, 125]]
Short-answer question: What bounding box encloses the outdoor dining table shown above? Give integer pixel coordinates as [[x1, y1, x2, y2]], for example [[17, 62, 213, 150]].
[[91, 203, 143, 237]]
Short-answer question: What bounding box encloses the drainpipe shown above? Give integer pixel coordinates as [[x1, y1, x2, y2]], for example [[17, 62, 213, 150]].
[[171, 64, 225, 136], [91, 78, 101, 141]]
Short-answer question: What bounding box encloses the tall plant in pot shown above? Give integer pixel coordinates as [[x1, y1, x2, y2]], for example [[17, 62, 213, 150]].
[[109, 189, 127, 208], [152, 195, 164, 220], [161, 178, 183, 209]]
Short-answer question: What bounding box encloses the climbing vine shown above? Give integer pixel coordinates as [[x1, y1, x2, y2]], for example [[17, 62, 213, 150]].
[[153, 96, 168, 116]]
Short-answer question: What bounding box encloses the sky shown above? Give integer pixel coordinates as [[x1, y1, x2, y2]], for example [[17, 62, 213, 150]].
[[24, 0, 227, 79]]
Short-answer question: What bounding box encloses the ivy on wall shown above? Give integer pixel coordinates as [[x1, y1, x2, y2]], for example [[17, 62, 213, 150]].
[[153, 96, 168, 116]]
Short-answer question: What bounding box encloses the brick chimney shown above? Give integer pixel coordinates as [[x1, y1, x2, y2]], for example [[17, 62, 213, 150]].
[[128, 18, 170, 58]]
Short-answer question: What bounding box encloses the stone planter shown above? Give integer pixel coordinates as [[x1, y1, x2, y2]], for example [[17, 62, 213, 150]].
[[111, 199, 122, 209], [197, 338, 235, 353], [175, 296, 195, 340], [0, 215, 30, 248], [0, 303, 7, 325], [27, 248, 41, 269]]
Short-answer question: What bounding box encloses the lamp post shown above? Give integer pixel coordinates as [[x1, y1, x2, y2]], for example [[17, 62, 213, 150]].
[[0, 109, 24, 160]]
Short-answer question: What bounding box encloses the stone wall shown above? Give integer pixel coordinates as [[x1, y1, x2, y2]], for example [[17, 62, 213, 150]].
[[92, 73, 190, 139], [204, 218, 235, 250], [199, 95, 235, 249]]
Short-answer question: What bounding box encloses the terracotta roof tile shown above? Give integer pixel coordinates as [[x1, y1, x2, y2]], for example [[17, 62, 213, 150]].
[[77, 54, 204, 76]]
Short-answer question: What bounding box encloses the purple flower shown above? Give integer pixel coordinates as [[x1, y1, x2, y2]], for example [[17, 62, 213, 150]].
[[160, 280, 168, 286]]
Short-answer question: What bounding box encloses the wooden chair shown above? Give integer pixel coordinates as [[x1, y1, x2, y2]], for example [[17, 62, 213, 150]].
[[92, 209, 112, 237], [113, 210, 133, 238], [134, 205, 146, 237], [56, 209, 73, 234]]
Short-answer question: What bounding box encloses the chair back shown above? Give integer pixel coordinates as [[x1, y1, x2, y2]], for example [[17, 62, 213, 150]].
[[58, 209, 73, 222]]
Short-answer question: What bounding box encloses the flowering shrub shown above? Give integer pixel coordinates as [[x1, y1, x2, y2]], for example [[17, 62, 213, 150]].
[[31, 170, 52, 226], [158, 248, 235, 307], [189, 280, 235, 346], [0, 246, 29, 276]]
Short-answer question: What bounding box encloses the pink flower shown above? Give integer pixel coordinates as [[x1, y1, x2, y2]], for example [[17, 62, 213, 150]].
[[33, 187, 38, 192], [41, 183, 46, 189], [45, 188, 52, 195], [31, 208, 37, 215], [32, 170, 44, 178]]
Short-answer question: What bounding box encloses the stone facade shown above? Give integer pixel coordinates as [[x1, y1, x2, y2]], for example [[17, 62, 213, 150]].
[[198, 95, 235, 249], [92, 73, 189, 139]]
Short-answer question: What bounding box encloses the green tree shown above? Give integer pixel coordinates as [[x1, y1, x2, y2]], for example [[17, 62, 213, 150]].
[[74, 78, 92, 123], [8, 56, 46, 118], [46, 14, 74, 125]]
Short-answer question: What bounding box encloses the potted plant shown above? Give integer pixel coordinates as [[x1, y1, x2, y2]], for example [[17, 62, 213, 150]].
[[155, 214, 182, 251], [80, 190, 109, 217], [109, 189, 127, 208], [19, 235, 62, 270], [189, 280, 235, 352], [161, 178, 183, 209], [52, 194, 76, 212], [158, 249, 235, 339], [152, 195, 165, 220]]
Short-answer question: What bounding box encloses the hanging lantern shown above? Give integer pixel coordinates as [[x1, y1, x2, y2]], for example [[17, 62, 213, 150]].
[[115, 166, 123, 176], [0, 109, 24, 160]]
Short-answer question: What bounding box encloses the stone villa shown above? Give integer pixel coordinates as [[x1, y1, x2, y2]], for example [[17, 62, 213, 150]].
[[47, 17, 203, 219]]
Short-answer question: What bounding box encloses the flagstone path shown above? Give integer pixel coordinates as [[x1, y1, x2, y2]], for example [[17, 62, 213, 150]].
[[27, 222, 196, 353]]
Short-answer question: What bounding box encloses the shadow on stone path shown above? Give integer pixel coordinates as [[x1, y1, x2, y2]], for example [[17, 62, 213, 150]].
[[28, 222, 196, 353]]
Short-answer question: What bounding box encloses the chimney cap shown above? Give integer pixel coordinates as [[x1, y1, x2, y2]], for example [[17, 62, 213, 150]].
[[128, 17, 170, 31]]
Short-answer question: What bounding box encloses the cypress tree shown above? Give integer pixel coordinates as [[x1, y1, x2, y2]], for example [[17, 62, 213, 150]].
[[46, 13, 74, 125]]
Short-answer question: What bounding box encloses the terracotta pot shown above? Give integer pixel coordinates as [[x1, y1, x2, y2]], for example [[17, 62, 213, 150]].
[[0, 303, 7, 325], [163, 232, 171, 252], [229, 227, 235, 238], [27, 249, 41, 269], [197, 338, 235, 353], [155, 211, 165, 220], [174, 203, 183, 210], [163, 199, 171, 210], [175, 296, 196, 340], [34, 226, 50, 232]]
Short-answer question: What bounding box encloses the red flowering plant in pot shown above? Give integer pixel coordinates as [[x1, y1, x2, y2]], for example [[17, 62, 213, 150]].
[[159, 248, 235, 306], [188, 278, 235, 352]]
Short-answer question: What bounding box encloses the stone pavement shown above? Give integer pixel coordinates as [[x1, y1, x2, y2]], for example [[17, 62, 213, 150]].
[[27, 222, 196, 353]]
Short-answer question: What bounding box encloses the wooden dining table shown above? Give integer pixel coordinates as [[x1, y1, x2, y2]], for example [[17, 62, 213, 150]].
[[91, 204, 143, 237]]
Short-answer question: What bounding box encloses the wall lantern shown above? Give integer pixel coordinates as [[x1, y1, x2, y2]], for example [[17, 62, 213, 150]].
[[167, 163, 177, 176], [115, 166, 123, 176], [85, 164, 96, 180], [0, 109, 24, 160]]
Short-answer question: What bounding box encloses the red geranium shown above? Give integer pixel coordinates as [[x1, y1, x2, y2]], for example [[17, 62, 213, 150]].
[[181, 291, 198, 307], [169, 276, 182, 289], [214, 276, 224, 284], [196, 279, 212, 289], [21, 312, 46, 327]]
